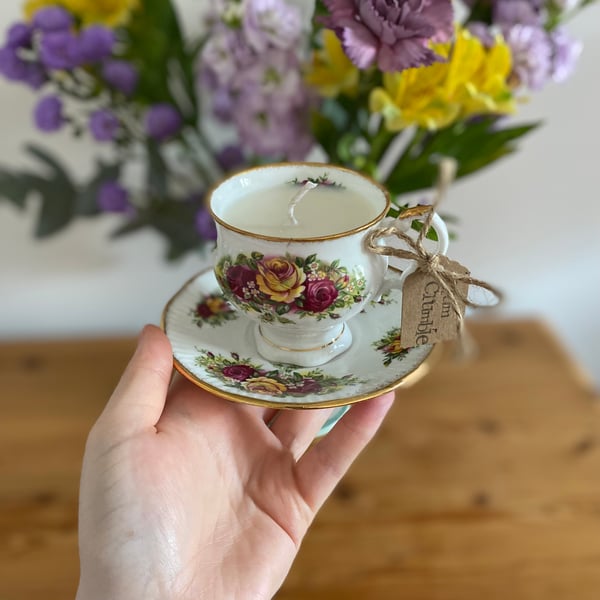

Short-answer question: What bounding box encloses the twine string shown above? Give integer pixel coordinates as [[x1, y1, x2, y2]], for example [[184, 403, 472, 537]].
[[366, 158, 504, 343]]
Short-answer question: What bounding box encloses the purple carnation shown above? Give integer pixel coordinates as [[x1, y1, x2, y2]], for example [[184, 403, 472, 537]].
[[39, 31, 80, 70], [322, 0, 454, 72], [6, 23, 33, 49], [102, 60, 138, 96], [89, 109, 120, 141], [550, 28, 582, 83], [32, 6, 74, 32], [34, 95, 64, 132], [504, 24, 552, 90], [78, 26, 115, 64], [144, 103, 182, 141], [97, 181, 130, 212], [195, 207, 218, 240]]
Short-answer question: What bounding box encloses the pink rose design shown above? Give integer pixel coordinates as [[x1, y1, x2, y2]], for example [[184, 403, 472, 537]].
[[302, 278, 339, 312], [290, 378, 322, 395], [226, 265, 256, 298], [222, 364, 257, 381]]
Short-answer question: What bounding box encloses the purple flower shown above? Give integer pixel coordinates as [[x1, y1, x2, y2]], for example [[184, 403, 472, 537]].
[[97, 181, 130, 213], [6, 23, 33, 49], [467, 22, 495, 48], [78, 25, 115, 64], [89, 109, 120, 142], [144, 103, 182, 141], [39, 31, 80, 70], [33, 95, 64, 132], [195, 207, 218, 240], [322, 0, 454, 72], [550, 28, 582, 83], [494, 0, 543, 26], [32, 6, 73, 32], [102, 60, 138, 96], [23, 61, 47, 89], [200, 29, 246, 89], [0, 46, 28, 81], [216, 145, 246, 172], [243, 0, 303, 52], [211, 86, 235, 121], [504, 25, 552, 90]]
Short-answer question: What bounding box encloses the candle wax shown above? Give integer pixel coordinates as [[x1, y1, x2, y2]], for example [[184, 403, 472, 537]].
[[220, 183, 379, 237]]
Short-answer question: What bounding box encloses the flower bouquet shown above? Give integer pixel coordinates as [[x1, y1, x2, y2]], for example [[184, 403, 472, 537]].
[[0, 0, 593, 259]]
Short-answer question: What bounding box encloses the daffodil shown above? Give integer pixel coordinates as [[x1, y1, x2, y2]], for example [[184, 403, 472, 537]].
[[24, 0, 139, 26], [369, 27, 516, 132], [305, 29, 359, 98]]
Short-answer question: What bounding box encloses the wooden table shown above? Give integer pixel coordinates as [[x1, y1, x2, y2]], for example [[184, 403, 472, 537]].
[[1, 320, 599, 599]]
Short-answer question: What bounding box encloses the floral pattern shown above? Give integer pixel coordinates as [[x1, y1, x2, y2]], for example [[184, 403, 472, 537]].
[[195, 350, 363, 397], [373, 327, 411, 366], [215, 252, 366, 324], [189, 293, 238, 328], [289, 173, 344, 188]]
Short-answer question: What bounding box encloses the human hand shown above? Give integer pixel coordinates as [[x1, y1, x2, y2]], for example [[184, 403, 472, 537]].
[[77, 325, 394, 600]]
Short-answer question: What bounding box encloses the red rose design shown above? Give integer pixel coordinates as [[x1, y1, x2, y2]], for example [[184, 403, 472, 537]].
[[290, 378, 322, 395], [195, 302, 213, 318], [226, 265, 256, 298], [302, 279, 339, 312], [222, 365, 257, 381]]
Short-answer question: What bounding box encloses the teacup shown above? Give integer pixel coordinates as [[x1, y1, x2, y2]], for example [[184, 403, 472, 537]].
[[209, 163, 448, 367]]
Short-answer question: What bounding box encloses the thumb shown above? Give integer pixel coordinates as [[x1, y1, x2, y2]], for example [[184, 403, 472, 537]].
[[99, 324, 173, 434]]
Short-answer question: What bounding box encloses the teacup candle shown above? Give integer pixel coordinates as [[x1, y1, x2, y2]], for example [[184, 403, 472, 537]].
[[209, 163, 448, 367]]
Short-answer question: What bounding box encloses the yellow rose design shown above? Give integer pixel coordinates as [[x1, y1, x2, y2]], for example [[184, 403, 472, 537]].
[[386, 339, 404, 354], [244, 377, 287, 396], [256, 257, 306, 304], [206, 297, 229, 315]]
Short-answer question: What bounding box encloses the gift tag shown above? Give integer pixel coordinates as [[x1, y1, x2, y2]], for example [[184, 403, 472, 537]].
[[400, 256, 470, 348]]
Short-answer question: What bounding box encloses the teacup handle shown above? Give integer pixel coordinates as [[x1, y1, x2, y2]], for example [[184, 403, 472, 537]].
[[370, 212, 450, 299]]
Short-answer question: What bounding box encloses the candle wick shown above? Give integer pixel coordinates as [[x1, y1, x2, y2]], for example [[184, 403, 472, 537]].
[[289, 181, 318, 225]]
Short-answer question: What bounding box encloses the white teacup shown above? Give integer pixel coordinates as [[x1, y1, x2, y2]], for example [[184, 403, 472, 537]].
[[209, 163, 448, 367]]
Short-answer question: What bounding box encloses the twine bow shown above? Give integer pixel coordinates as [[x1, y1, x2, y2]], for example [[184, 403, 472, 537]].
[[365, 158, 504, 348]]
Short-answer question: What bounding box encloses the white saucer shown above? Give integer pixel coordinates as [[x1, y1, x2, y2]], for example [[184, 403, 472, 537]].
[[162, 268, 436, 409]]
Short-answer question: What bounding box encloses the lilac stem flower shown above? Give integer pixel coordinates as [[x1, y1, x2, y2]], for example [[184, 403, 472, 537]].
[[78, 26, 116, 64], [6, 23, 33, 49], [34, 95, 64, 132], [144, 103, 183, 141], [32, 6, 74, 32], [102, 60, 138, 96], [89, 109, 120, 142], [39, 31, 80, 70]]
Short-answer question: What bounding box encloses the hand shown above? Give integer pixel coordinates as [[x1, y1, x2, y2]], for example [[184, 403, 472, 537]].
[[77, 325, 394, 600]]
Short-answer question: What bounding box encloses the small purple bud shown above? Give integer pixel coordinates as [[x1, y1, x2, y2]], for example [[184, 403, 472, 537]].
[[34, 95, 64, 132], [39, 31, 80, 70], [78, 25, 115, 64], [89, 109, 120, 142], [216, 145, 245, 172], [0, 46, 28, 81], [195, 207, 217, 241], [6, 23, 33, 49], [144, 103, 182, 141], [23, 61, 48, 89], [102, 60, 138, 96], [97, 181, 130, 213], [32, 6, 74, 32]]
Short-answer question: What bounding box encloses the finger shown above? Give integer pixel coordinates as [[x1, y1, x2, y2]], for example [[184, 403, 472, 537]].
[[295, 393, 394, 511], [269, 407, 336, 460], [99, 325, 173, 433]]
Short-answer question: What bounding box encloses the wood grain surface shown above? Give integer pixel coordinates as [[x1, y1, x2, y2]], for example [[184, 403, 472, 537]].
[[1, 320, 599, 600]]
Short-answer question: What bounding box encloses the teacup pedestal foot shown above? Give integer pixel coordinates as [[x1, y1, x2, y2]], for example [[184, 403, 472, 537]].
[[253, 322, 353, 367]]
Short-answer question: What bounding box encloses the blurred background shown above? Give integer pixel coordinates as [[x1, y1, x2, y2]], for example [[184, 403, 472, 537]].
[[0, 0, 599, 385]]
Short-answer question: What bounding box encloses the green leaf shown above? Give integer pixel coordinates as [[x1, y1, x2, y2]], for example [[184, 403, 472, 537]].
[[146, 142, 168, 198], [0, 170, 32, 209]]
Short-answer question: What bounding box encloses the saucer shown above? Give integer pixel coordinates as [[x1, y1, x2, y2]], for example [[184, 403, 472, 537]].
[[162, 268, 436, 409]]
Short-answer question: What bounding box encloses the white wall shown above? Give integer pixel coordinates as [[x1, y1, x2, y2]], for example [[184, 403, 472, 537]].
[[1, 1, 599, 385]]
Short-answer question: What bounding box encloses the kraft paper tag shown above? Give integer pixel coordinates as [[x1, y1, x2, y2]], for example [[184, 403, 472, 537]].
[[400, 256, 470, 348]]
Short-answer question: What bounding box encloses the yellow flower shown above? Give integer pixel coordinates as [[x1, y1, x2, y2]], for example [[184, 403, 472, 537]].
[[369, 27, 515, 132], [24, 0, 139, 26], [256, 258, 306, 304], [385, 339, 404, 354], [305, 29, 360, 98], [244, 377, 287, 396], [206, 297, 229, 315]]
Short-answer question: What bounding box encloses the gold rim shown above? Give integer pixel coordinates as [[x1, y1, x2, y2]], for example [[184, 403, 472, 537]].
[[160, 268, 439, 410], [207, 162, 391, 243]]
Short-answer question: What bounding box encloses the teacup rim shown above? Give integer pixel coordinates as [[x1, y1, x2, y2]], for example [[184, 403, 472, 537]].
[[208, 161, 391, 242]]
